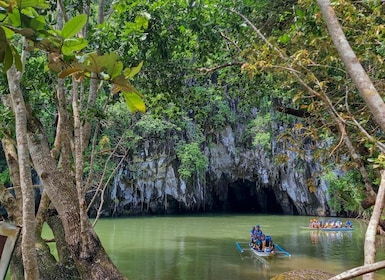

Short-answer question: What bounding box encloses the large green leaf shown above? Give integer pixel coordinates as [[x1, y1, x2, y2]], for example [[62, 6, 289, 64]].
[[103, 52, 122, 79], [19, 0, 49, 9], [124, 61, 143, 79], [61, 14, 87, 39], [122, 92, 146, 113], [7, 9, 21, 27], [62, 38, 88, 55], [1, 26, 14, 39], [85, 52, 109, 74]]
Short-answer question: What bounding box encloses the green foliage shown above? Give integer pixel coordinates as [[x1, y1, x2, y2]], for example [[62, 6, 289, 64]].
[[324, 170, 365, 215], [0, 103, 15, 138], [176, 141, 208, 180], [368, 153, 385, 170], [249, 113, 272, 151], [187, 86, 237, 130], [0, 168, 10, 185], [134, 114, 177, 138], [0, 0, 146, 113], [61, 14, 87, 39]]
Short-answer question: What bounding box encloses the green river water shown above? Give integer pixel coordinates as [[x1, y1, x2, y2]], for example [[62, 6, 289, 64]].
[[86, 214, 385, 280]]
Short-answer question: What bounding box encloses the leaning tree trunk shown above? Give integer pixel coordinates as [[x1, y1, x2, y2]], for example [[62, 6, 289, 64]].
[[26, 112, 127, 279]]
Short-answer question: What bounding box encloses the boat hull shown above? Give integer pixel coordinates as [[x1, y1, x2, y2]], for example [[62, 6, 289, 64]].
[[249, 244, 275, 257], [300, 226, 354, 232]]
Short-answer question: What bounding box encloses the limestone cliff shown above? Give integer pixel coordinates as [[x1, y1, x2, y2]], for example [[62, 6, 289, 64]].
[[105, 122, 330, 217]]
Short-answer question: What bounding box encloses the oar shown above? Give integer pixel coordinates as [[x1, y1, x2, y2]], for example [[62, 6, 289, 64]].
[[235, 242, 244, 253], [274, 243, 291, 257]]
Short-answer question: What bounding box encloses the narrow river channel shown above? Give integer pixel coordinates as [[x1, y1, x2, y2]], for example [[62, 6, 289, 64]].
[[54, 214, 385, 279]]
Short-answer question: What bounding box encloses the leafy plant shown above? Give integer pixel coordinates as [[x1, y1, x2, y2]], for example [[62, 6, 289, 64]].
[[176, 141, 208, 180], [324, 170, 365, 216]]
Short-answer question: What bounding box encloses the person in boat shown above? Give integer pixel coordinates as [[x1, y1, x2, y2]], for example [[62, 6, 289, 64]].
[[324, 219, 334, 228], [255, 224, 263, 235], [261, 234, 266, 249], [255, 234, 263, 251], [264, 235, 274, 252], [250, 226, 256, 237], [250, 234, 257, 249], [345, 220, 353, 228], [309, 219, 320, 228]]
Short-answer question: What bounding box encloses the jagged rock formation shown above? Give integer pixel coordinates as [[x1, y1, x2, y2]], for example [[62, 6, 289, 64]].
[[103, 123, 331, 217]]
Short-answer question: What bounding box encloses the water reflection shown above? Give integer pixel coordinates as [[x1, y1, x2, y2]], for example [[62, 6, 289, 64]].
[[308, 230, 353, 244], [91, 215, 385, 280]]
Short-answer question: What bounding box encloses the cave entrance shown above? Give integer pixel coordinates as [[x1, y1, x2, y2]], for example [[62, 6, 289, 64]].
[[227, 180, 283, 214]]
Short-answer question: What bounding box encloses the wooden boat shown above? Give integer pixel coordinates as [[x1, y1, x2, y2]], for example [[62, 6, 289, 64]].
[[235, 241, 291, 258], [300, 226, 354, 232], [249, 243, 275, 257]]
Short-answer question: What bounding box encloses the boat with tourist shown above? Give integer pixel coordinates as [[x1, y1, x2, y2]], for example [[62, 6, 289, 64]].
[[235, 224, 291, 258], [301, 219, 354, 231]]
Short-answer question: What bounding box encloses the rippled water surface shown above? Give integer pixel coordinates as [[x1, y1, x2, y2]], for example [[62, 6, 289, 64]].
[[81, 215, 385, 279]]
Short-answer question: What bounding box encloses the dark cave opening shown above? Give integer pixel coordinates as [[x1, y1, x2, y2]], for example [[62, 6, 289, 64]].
[[227, 179, 284, 214]]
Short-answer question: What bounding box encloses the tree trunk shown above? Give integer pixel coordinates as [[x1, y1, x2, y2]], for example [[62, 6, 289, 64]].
[[26, 112, 126, 279], [7, 66, 40, 279], [362, 170, 385, 279], [46, 208, 80, 279]]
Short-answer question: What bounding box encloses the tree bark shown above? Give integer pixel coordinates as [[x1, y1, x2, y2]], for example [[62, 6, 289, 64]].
[[7, 66, 40, 279], [26, 112, 126, 279], [362, 170, 385, 279], [328, 260, 385, 280]]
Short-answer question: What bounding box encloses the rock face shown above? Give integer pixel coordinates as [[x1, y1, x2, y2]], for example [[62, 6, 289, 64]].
[[105, 124, 330, 217]]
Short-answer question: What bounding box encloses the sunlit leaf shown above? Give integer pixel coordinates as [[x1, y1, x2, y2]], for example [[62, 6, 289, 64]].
[[29, 15, 46, 31], [0, 1, 9, 9], [7, 8, 21, 27], [61, 14, 87, 39], [124, 61, 143, 79], [122, 92, 146, 113], [278, 34, 290, 44], [19, 0, 49, 9]]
